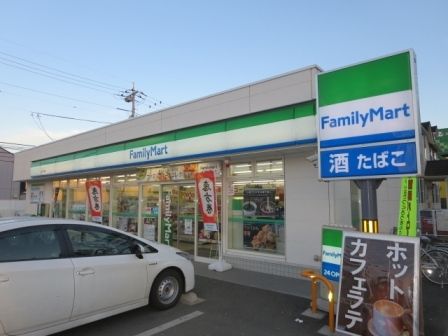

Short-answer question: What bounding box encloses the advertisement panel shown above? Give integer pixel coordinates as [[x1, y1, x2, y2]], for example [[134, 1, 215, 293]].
[[317, 50, 421, 180], [242, 188, 277, 251], [336, 231, 419, 336], [85, 180, 102, 223]]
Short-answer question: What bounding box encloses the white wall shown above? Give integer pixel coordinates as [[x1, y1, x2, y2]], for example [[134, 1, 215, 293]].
[[328, 181, 353, 227], [284, 153, 331, 268], [0, 200, 27, 217], [377, 178, 401, 233]]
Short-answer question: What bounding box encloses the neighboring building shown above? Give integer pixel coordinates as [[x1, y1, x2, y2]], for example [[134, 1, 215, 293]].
[[435, 128, 448, 159], [13, 67, 410, 277], [419, 122, 448, 236], [0, 147, 18, 199], [0, 147, 26, 217]]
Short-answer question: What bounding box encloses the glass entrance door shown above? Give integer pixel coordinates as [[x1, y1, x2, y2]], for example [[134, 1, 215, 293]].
[[161, 184, 196, 255], [140, 184, 160, 242]]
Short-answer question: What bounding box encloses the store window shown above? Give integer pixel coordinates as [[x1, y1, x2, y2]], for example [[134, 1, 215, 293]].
[[67, 179, 87, 220], [228, 159, 285, 256], [111, 174, 139, 235], [52, 180, 67, 218]]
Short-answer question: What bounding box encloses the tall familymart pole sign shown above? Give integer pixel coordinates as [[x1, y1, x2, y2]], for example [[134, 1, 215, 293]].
[[317, 50, 422, 180]]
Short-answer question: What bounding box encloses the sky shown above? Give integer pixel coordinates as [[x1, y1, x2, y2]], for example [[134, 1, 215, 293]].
[[0, 0, 447, 152]]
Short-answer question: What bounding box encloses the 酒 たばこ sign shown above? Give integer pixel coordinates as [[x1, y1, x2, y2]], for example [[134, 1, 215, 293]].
[[317, 50, 422, 180]]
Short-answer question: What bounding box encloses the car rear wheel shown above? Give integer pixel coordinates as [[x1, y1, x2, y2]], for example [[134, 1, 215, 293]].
[[150, 269, 183, 310]]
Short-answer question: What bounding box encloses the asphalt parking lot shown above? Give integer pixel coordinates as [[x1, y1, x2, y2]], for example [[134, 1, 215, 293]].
[[55, 268, 448, 336], [55, 275, 326, 336]]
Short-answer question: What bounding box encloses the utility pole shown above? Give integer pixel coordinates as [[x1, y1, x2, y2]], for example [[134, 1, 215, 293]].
[[118, 83, 147, 118]]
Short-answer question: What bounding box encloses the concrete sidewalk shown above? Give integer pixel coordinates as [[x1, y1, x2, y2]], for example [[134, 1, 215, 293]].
[[194, 261, 312, 299], [194, 261, 448, 336]]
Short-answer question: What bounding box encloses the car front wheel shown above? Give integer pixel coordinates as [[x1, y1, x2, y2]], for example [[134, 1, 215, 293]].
[[150, 269, 183, 310]]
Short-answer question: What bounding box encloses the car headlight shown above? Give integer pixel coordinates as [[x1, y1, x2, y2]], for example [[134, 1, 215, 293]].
[[176, 251, 194, 261]]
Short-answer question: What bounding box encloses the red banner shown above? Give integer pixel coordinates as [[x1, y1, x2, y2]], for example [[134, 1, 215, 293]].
[[86, 180, 102, 223], [195, 170, 218, 231]]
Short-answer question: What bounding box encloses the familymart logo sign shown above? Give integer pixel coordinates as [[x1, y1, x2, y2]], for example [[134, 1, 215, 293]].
[[321, 227, 343, 282], [317, 50, 421, 180]]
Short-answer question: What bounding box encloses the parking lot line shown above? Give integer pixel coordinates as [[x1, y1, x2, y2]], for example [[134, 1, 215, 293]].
[[133, 310, 204, 336]]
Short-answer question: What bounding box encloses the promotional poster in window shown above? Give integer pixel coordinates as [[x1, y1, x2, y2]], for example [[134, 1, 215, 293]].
[[243, 188, 277, 251]]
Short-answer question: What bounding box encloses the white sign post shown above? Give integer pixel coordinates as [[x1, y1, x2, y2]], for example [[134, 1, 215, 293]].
[[317, 50, 422, 234]]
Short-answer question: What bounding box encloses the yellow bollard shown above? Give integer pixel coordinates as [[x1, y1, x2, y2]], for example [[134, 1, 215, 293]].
[[301, 270, 335, 333]]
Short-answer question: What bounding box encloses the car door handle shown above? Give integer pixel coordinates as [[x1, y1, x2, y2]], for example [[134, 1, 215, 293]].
[[77, 268, 95, 276], [0, 275, 9, 283]]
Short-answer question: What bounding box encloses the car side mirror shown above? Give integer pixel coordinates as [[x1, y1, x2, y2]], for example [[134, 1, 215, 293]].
[[131, 243, 144, 259]]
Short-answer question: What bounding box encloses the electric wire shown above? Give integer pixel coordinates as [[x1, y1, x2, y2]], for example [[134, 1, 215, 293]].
[[32, 113, 54, 141], [0, 58, 116, 94], [0, 49, 168, 107], [30, 111, 112, 125], [0, 43, 168, 118], [0, 50, 125, 90], [0, 80, 118, 109]]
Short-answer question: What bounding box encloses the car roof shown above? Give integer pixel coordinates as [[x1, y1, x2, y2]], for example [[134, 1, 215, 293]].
[[0, 217, 103, 232]]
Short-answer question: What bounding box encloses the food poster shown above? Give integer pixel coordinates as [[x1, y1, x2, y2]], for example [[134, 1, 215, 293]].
[[243, 188, 277, 251], [336, 232, 419, 336]]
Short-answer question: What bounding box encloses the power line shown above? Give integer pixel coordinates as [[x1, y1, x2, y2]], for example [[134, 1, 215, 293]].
[[0, 49, 169, 107], [0, 80, 118, 109], [0, 43, 169, 117], [31, 113, 53, 141], [0, 141, 35, 152], [0, 50, 125, 90], [0, 38, 127, 88], [0, 88, 122, 118], [0, 141, 34, 147], [30, 111, 112, 125], [0, 57, 116, 94]]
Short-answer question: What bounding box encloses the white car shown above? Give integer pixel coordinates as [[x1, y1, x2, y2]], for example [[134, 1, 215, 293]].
[[0, 217, 195, 336]]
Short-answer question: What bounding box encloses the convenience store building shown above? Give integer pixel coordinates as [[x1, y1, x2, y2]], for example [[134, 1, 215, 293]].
[[13, 66, 404, 277]]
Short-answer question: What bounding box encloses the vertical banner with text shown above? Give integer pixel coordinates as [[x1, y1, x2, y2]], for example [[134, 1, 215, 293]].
[[195, 170, 218, 232], [86, 180, 102, 223], [397, 177, 418, 236]]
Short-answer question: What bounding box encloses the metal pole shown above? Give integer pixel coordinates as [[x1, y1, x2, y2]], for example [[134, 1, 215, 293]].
[[355, 179, 383, 233], [131, 82, 136, 118]]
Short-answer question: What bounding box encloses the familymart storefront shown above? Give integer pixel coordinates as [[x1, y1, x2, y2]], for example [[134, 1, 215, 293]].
[[26, 95, 321, 270]]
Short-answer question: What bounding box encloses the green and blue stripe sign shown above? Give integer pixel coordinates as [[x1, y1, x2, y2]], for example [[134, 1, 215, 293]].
[[31, 102, 316, 178], [321, 227, 343, 282], [317, 50, 421, 180]]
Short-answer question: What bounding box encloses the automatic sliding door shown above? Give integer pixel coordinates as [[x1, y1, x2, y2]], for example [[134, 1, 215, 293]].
[[140, 184, 160, 242], [177, 185, 195, 255], [160, 185, 195, 255]]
